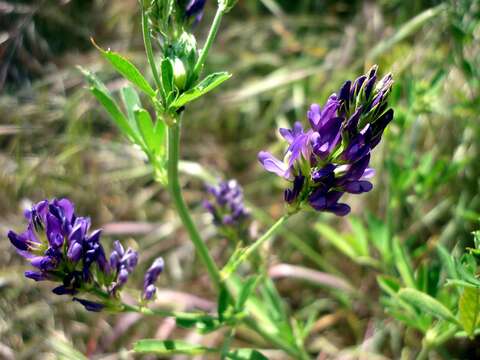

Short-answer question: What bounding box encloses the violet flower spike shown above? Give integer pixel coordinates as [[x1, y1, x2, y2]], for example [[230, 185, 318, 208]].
[[258, 65, 394, 216], [7, 198, 141, 311], [204, 179, 250, 228]]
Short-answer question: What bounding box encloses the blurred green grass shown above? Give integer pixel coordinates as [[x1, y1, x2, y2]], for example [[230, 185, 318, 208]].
[[0, 0, 479, 358]]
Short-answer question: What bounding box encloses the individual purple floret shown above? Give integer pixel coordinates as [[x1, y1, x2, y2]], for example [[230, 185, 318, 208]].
[[143, 257, 165, 300], [7, 198, 144, 311], [109, 240, 139, 293], [73, 297, 104, 312], [203, 179, 249, 227], [258, 65, 393, 216]]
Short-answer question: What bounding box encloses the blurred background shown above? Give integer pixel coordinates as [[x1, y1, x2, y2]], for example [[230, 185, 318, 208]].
[[0, 0, 479, 358]]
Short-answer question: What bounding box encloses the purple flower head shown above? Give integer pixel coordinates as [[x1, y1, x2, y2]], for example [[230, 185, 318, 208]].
[[7, 198, 142, 311], [204, 179, 249, 228], [258, 66, 394, 215], [143, 257, 165, 301]]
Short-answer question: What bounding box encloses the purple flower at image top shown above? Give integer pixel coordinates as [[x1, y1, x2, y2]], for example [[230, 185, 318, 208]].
[[258, 65, 394, 216], [203, 179, 249, 228], [183, 0, 207, 22], [7, 198, 141, 311]]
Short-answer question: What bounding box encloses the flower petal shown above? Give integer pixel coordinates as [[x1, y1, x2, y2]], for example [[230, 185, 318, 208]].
[[258, 151, 289, 179]]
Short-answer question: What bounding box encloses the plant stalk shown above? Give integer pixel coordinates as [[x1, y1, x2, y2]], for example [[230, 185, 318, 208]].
[[222, 214, 290, 278], [193, 5, 225, 75], [141, 0, 162, 90], [120, 302, 214, 321], [167, 121, 222, 290]]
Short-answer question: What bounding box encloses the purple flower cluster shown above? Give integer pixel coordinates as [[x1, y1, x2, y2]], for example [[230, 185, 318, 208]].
[[7, 198, 144, 311], [258, 66, 394, 216], [203, 180, 249, 227]]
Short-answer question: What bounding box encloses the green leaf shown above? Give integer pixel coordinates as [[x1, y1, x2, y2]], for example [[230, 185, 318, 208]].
[[48, 337, 88, 360], [226, 274, 282, 335], [89, 87, 137, 143], [446, 279, 480, 289], [398, 288, 459, 324], [347, 217, 369, 257], [315, 223, 357, 259], [437, 244, 458, 279], [78, 66, 109, 93], [456, 255, 480, 287], [79, 67, 140, 144], [367, 213, 392, 265], [236, 276, 260, 311], [459, 287, 480, 338], [160, 58, 174, 101], [171, 72, 231, 108], [217, 284, 232, 322], [175, 315, 220, 334], [134, 108, 155, 152], [259, 277, 296, 345], [133, 339, 215, 355], [392, 237, 416, 288], [120, 86, 141, 123], [377, 275, 401, 297], [153, 117, 166, 156], [226, 349, 268, 360], [93, 40, 156, 97]]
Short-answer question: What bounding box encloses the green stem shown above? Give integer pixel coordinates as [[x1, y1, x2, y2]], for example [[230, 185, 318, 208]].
[[167, 121, 222, 290], [120, 302, 214, 321], [164, 117, 301, 359], [193, 5, 225, 75], [222, 215, 290, 278], [417, 326, 458, 360], [141, 0, 162, 91], [433, 326, 457, 346], [220, 327, 236, 359]]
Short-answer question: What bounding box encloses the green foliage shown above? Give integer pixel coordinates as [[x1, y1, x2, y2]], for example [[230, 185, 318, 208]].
[[398, 288, 458, 324], [226, 349, 268, 360], [171, 72, 232, 108], [133, 339, 215, 355], [459, 287, 480, 338], [93, 41, 156, 98]]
